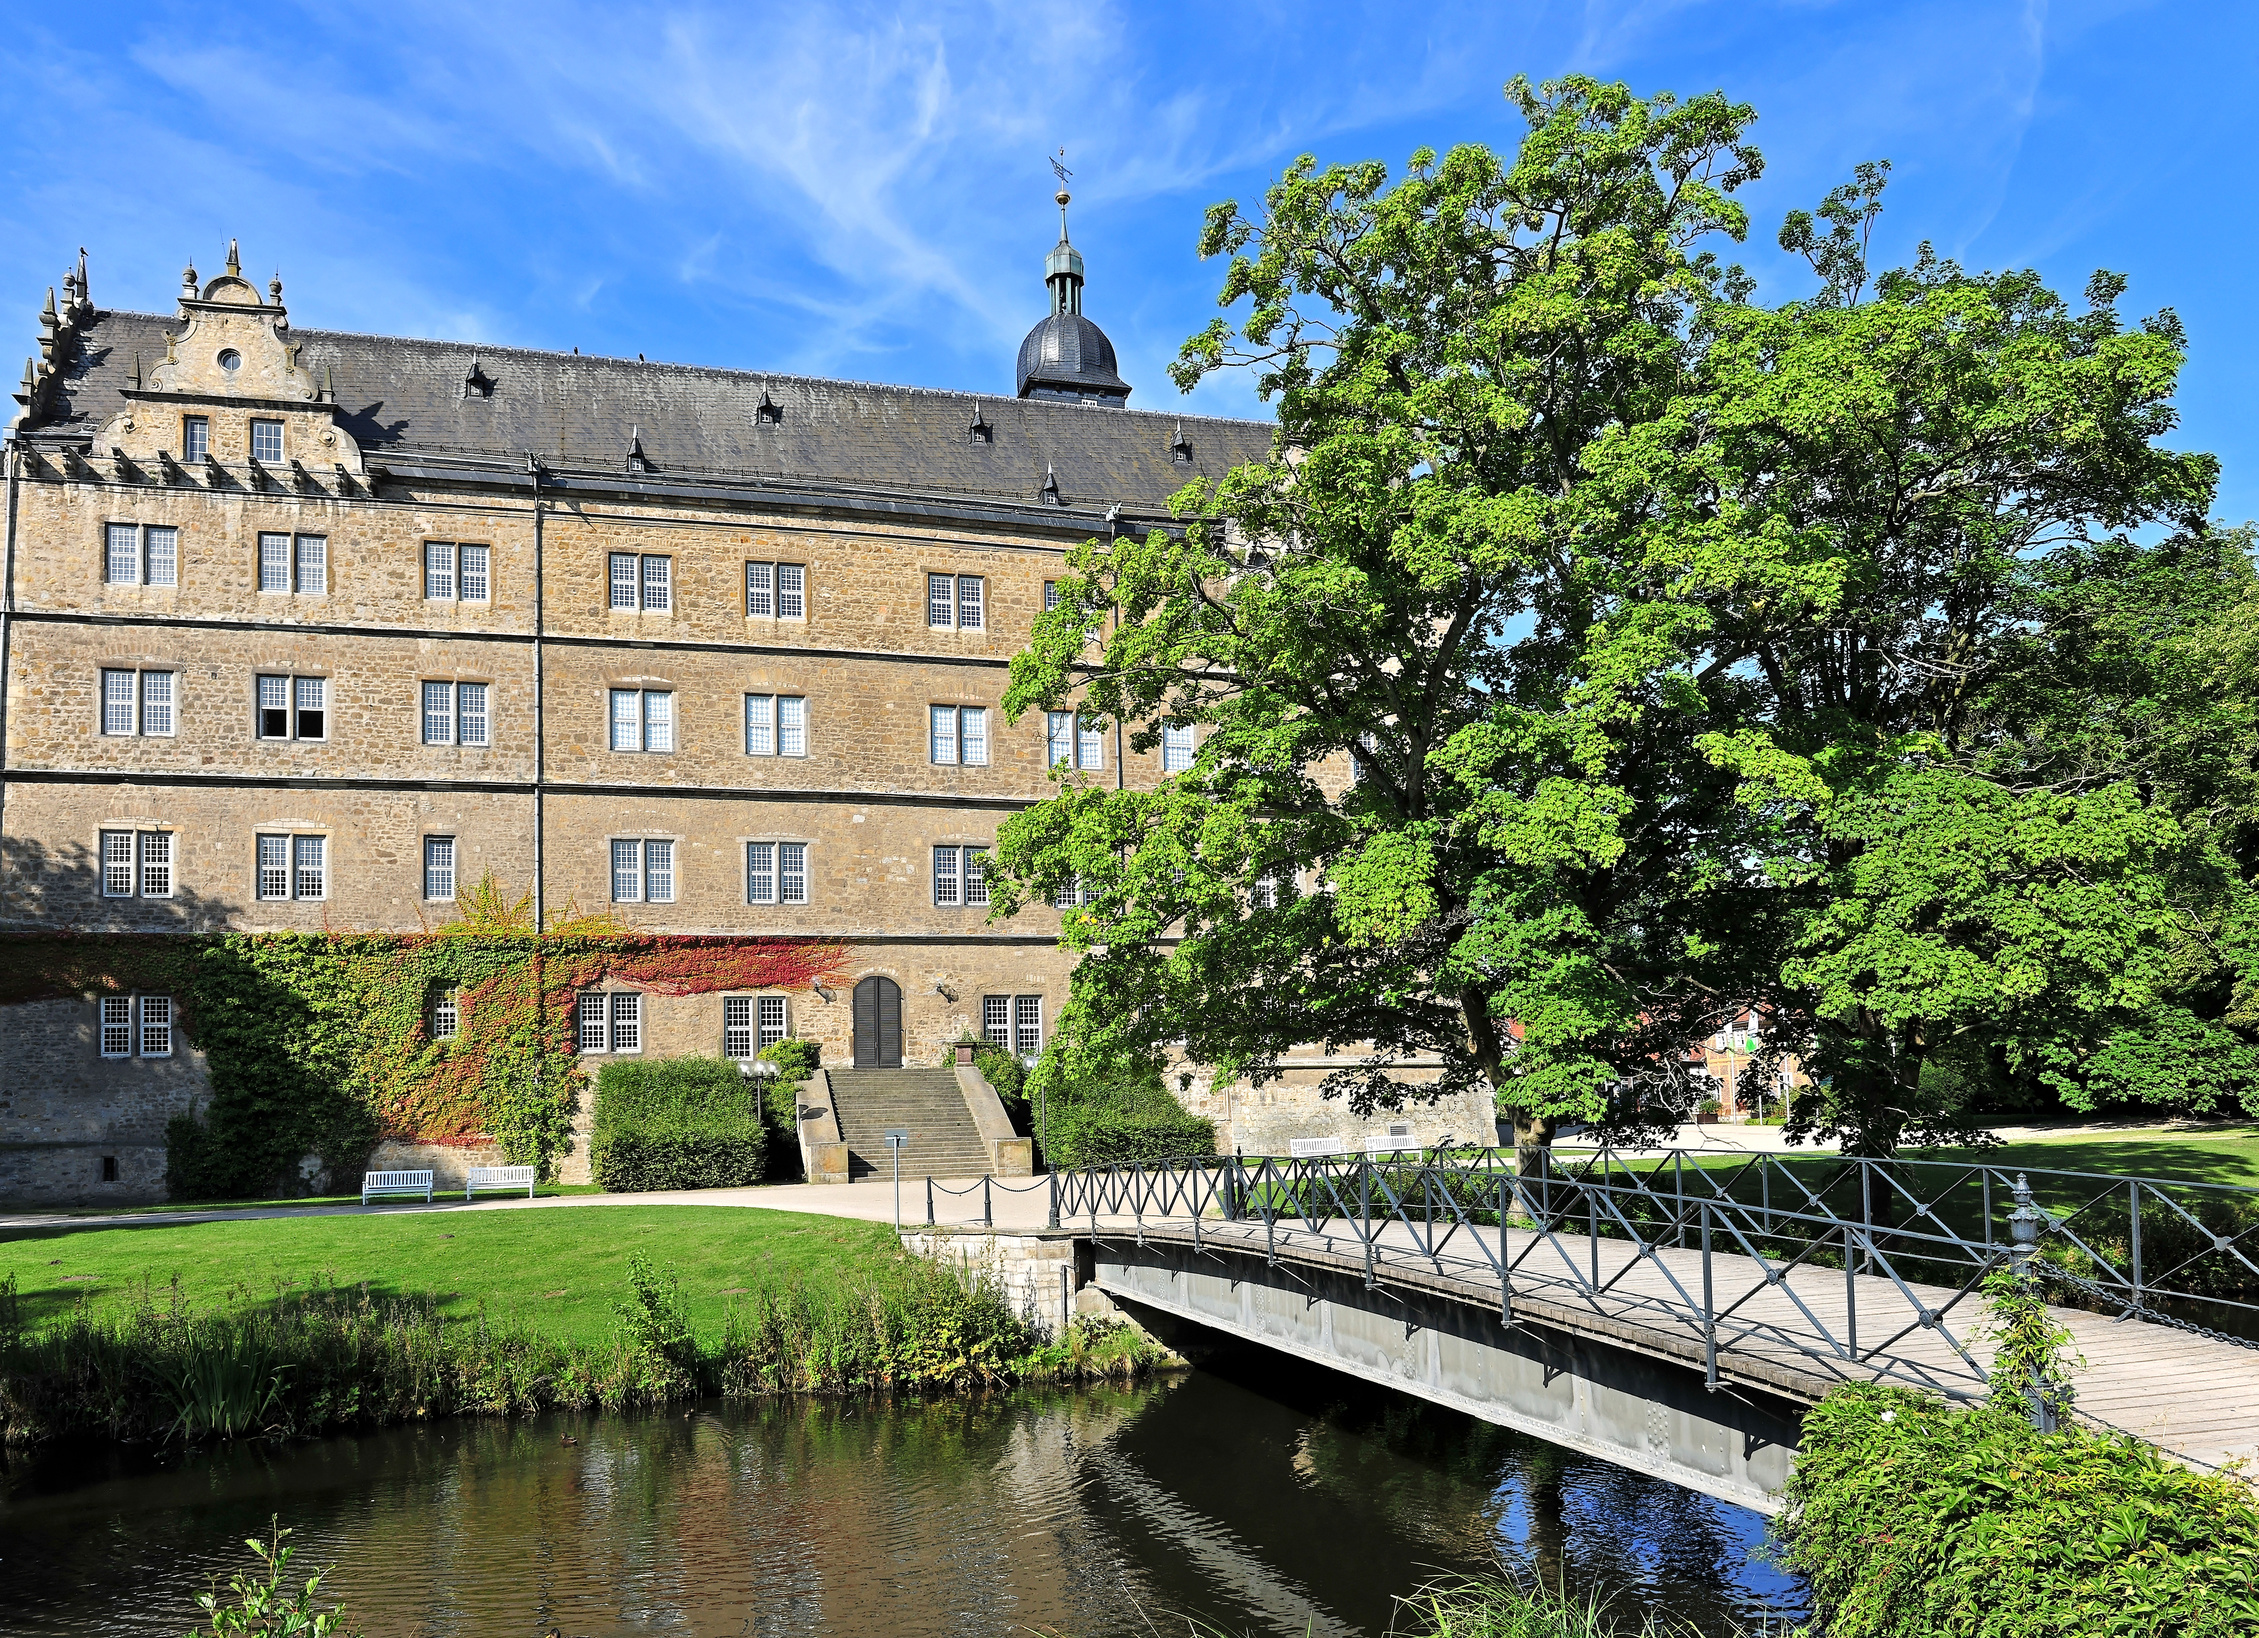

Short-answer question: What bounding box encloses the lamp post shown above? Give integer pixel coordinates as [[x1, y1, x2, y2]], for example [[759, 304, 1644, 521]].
[[885, 1128, 909, 1233]]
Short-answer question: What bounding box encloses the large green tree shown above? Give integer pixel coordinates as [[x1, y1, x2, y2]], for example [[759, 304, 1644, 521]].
[[989, 78, 1771, 1165], [994, 80, 2246, 1167], [1611, 198, 2230, 1154]]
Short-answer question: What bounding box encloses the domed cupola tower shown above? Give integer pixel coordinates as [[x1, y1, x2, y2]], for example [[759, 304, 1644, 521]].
[[1015, 186, 1131, 405]]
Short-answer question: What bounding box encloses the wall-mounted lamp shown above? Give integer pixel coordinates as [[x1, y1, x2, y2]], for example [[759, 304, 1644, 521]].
[[812, 982, 834, 1004], [932, 982, 958, 1004]]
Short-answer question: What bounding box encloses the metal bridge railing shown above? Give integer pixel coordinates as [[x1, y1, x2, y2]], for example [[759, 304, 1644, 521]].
[[1048, 1150, 2259, 1400]]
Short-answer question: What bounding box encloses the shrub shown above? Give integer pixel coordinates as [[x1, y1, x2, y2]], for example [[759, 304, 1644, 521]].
[[1039, 1057, 1215, 1169], [757, 1036, 820, 1081], [185, 1521, 361, 1638], [590, 1056, 765, 1192], [967, 1042, 1031, 1133], [1775, 1381, 2259, 1638], [752, 1038, 821, 1179]]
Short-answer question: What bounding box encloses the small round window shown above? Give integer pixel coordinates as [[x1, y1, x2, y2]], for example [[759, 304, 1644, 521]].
[[216, 348, 242, 372]]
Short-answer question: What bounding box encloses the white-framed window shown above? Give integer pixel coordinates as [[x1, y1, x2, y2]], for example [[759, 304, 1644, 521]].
[[609, 689, 674, 753], [745, 841, 810, 905], [105, 523, 178, 587], [256, 675, 326, 741], [298, 535, 327, 595], [250, 419, 284, 464], [1043, 580, 1060, 611], [743, 694, 807, 757], [1047, 711, 1104, 770], [431, 990, 460, 1040], [604, 553, 671, 612], [421, 681, 490, 746], [932, 845, 989, 908], [1162, 723, 1196, 773], [929, 705, 988, 766], [927, 572, 984, 630], [745, 561, 806, 620], [611, 838, 675, 903], [1251, 867, 1291, 911], [141, 994, 174, 1055], [608, 553, 671, 612], [579, 991, 642, 1054], [181, 416, 209, 462], [1053, 876, 1094, 910], [1014, 995, 1042, 1059], [982, 994, 1011, 1050], [728, 994, 789, 1055], [257, 533, 326, 595], [424, 542, 491, 602], [253, 833, 326, 901], [424, 835, 457, 901], [100, 995, 133, 1057], [100, 830, 173, 899], [100, 669, 177, 737]]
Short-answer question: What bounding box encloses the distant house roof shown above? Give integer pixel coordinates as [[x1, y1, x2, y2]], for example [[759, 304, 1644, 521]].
[[31, 308, 1272, 520]]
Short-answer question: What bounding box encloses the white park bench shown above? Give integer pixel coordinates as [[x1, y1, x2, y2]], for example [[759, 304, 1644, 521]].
[[1288, 1136, 1346, 1159], [361, 1169, 434, 1205], [466, 1165, 537, 1200], [1363, 1136, 1419, 1155]]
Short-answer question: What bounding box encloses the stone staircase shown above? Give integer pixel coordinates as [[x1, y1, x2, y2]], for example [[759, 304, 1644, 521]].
[[828, 1068, 996, 1179]]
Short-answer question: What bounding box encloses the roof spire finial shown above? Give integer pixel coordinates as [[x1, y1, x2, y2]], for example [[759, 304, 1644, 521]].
[[182, 256, 198, 299], [225, 238, 241, 277], [1050, 148, 1074, 242]]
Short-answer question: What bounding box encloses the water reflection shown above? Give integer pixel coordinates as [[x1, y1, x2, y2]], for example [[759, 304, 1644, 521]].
[[0, 1342, 1806, 1637]]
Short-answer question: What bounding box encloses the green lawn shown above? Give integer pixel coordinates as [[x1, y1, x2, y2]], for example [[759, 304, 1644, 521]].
[[1, 1205, 899, 1346], [1936, 1125, 2259, 1189]]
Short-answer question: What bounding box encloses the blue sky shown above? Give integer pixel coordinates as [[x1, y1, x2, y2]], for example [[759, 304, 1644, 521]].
[[6, 1, 2256, 519]]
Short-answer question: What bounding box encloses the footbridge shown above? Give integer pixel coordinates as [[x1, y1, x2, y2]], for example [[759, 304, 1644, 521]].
[[926, 1151, 2259, 1515]]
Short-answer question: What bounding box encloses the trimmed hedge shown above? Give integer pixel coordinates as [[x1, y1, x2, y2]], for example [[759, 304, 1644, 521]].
[[1045, 1106, 1217, 1167], [590, 1056, 765, 1192], [1033, 1059, 1216, 1169], [1777, 1381, 2259, 1637]]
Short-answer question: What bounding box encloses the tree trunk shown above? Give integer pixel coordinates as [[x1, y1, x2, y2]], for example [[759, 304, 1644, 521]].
[[1513, 1111, 1556, 1178]]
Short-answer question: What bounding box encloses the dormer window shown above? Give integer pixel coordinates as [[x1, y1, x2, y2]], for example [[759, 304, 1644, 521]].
[[250, 420, 283, 463], [181, 416, 209, 462]]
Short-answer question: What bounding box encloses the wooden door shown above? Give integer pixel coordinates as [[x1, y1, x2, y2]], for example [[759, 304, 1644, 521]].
[[853, 976, 902, 1067]]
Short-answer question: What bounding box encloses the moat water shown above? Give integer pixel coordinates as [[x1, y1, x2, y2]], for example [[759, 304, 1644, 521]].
[[0, 1341, 1808, 1637]]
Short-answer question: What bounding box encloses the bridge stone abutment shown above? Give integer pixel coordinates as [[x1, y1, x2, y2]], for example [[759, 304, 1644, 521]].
[[1089, 1236, 1804, 1515]]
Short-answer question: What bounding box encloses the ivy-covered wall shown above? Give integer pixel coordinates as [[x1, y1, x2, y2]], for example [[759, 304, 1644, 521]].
[[0, 917, 846, 1200]]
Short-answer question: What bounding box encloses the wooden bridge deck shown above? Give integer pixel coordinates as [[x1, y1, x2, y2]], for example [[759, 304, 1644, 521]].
[[1069, 1209, 2259, 1480]]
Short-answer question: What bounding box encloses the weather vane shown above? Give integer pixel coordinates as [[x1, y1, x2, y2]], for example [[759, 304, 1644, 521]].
[[1050, 148, 1073, 188]]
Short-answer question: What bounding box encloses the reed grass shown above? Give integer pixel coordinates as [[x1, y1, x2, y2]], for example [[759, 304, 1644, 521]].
[[0, 1248, 1171, 1446]]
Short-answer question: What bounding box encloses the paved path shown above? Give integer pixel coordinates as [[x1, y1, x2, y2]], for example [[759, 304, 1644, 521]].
[[0, 1176, 1051, 1235]]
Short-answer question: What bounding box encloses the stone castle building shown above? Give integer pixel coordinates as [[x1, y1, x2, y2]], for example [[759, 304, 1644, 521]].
[[2, 218, 1497, 1201]]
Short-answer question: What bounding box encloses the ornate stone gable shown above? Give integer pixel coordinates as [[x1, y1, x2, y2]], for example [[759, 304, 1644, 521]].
[[94, 241, 366, 475]]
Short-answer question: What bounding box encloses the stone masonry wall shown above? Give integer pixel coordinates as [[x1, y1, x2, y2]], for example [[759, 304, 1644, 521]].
[[0, 995, 211, 1204], [1174, 1059, 1502, 1158]]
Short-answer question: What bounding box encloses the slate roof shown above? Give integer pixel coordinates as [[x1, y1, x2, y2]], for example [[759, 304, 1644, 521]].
[[35, 309, 1273, 517]]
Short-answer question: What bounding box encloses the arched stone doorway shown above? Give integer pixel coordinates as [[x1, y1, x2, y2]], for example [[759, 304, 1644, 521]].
[[851, 976, 902, 1068]]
